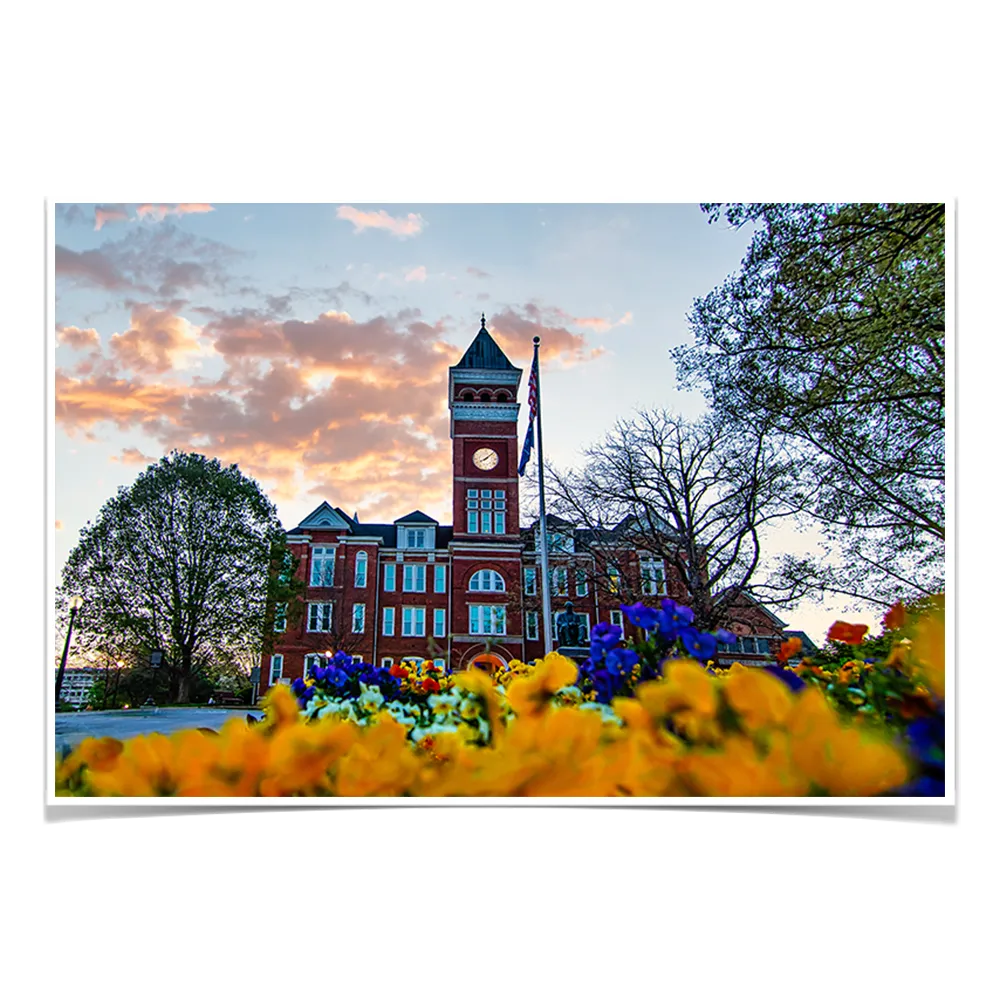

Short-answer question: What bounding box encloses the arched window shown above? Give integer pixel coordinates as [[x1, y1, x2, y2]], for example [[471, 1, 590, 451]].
[[354, 551, 368, 588], [478, 389, 492, 401], [460, 389, 476, 401], [469, 569, 505, 592], [495, 389, 511, 401]]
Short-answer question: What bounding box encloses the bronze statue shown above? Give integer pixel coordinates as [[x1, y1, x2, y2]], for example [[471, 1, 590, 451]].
[[555, 600, 584, 648]]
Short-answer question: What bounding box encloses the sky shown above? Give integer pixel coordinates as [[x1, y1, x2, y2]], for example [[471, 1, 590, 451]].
[[53, 201, 880, 643]]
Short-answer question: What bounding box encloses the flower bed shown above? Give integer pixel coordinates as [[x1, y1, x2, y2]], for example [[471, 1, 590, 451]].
[[55, 598, 945, 797]]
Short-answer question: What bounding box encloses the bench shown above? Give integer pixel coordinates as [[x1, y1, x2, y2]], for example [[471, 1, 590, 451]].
[[210, 692, 244, 707]]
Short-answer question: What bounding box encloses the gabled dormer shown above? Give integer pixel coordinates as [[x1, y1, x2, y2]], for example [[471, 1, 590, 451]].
[[295, 501, 355, 532], [394, 510, 438, 549]]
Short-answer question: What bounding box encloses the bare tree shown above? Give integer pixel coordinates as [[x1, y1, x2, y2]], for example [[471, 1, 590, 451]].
[[545, 409, 816, 631]]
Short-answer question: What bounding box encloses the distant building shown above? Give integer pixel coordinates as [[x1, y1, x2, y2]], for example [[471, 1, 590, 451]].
[[58, 668, 99, 707], [260, 317, 788, 691]]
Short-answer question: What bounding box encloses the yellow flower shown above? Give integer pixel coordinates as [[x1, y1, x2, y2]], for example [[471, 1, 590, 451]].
[[723, 668, 794, 730], [505, 653, 578, 718], [636, 660, 718, 720]]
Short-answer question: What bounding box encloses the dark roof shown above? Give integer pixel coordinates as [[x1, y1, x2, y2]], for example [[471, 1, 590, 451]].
[[453, 318, 517, 371], [393, 510, 439, 524]]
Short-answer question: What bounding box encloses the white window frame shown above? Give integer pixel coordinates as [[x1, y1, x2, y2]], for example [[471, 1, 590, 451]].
[[273, 602, 287, 632], [469, 569, 505, 592], [384, 563, 396, 591], [433, 658, 446, 669], [403, 564, 426, 593], [352, 603, 365, 634], [433, 607, 446, 638], [310, 547, 336, 587], [434, 564, 447, 593], [610, 609, 624, 629], [304, 653, 324, 676], [402, 606, 426, 637], [352, 655, 364, 664], [524, 566, 537, 596], [575, 568, 588, 597], [382, 607, 395, 636], [469, 604, 507, 636], [354, 551, 368, 588], [269, 654, 284, 684], [552, 566, 569, 596], [380, 657, 393, 669], [405, 528, 428, 549], [526, 610, 539, 641], [641, 557, 666, 596], [307, 602, 333, 633]]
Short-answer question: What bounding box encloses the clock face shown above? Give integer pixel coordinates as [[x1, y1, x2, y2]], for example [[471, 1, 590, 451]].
[[472, 447, 499, 470]]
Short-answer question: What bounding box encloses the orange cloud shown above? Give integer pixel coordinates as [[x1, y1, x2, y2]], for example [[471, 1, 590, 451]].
[[55, 520, 63, 531], [111, 448, 157, 465], [488, 306, 604, 366], [94, 205, 129, 230], [57, 325, 100, 350], [108, 305, 206, 373], [404, 265, 428, 282], [573, 310, 633, 332], [336, 205, 426, 238], [136, 203, 215, 222]]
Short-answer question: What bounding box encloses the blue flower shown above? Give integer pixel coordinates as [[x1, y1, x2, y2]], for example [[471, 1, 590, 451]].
[[606, 647, 639, 677], [715, 629, 738, 646], [761, 664, 806, 691], [679, 627, 717, 661], [620, 601, 660, 631], [660, 598, 696, 627], [590, 622, 623, 651]]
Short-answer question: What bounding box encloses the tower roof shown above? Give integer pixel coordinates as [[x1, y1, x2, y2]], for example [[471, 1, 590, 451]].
[[453, 314, 517, 371]]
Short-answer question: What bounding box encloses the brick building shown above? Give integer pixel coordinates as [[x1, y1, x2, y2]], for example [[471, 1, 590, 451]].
[[260, 318, 787, 691]]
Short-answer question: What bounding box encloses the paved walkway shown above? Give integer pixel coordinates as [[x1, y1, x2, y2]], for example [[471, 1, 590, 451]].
[[55, 707, 263, 752]]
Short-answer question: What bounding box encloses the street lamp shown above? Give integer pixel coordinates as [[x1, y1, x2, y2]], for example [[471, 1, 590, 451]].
[[55, 595, 84, 707]]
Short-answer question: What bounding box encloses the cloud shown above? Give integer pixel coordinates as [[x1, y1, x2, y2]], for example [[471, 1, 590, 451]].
[[467, 267, 491, 279], [94, 205, 130, 231], [55, 245, 131, 290], [136, 203, 215, 222], [404, 265, 427, 283], [488, 305, 605, 365], [55, 204, 87, 226], [108, 304, 206, 373], [476, 292, 490, 301], [57, 325, 101, 350], [572, 310, 633, 333], [55, 224, 240, 297], [110, 447, 157, 465], [55, 520, 63, 531], [336, 205, 426, 238]]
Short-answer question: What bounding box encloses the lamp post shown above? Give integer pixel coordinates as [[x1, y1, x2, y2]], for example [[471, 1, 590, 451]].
[[55, 595, 84, 707]]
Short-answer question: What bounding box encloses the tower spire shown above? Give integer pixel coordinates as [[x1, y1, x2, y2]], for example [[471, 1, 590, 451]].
[[481, 312, 486, 329]]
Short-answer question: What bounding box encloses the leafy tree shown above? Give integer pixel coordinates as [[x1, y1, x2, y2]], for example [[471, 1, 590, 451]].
[[673, 203, 945, 608], [57, 451, 296, 703], [544, 409, 814, 631]]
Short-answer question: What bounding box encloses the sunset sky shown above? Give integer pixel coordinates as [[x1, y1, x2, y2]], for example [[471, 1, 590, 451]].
[[53, 202, 873, 641]]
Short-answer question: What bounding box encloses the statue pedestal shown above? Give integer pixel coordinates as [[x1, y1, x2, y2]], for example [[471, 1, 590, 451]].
[[556, 646, 591, 664]]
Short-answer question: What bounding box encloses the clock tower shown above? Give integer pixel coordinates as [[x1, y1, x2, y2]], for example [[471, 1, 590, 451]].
[[447, 315, 525, 668], [449, 314, 523, 539]]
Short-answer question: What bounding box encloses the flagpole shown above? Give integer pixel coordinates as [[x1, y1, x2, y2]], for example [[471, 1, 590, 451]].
[[532, 336, 554, 654]]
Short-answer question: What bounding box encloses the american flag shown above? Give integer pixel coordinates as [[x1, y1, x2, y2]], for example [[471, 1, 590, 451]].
[[518, 351, 539, 476]]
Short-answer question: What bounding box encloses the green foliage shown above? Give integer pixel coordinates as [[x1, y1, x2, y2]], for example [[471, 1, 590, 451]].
[[57, 451, 289, 704], [674, 203, 945, 607]]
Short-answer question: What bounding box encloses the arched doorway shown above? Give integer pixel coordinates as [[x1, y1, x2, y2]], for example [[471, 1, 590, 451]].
[[467, 651, 506, 674]]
